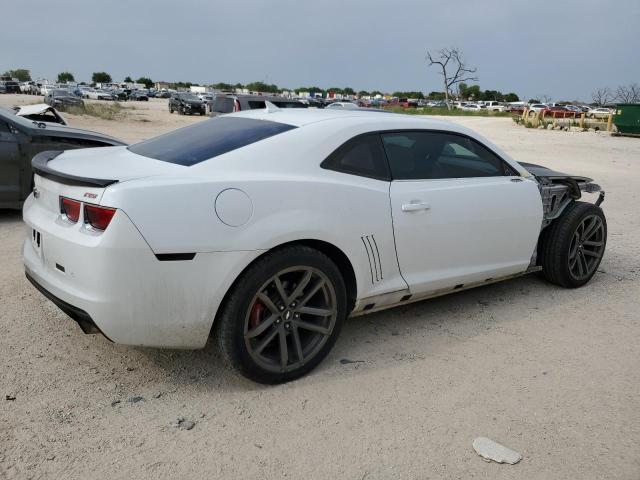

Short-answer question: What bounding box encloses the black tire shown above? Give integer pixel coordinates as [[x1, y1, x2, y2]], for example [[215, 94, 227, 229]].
[[169, 106, 173, 114], [540, 201, 607, 288], [215, 245, 347, 384]]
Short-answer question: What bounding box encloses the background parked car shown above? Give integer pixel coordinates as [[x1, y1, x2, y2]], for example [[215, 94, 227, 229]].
[[129, 91, 149, 101], [40, 84, 58, 96], [111, 89, 130, 101], [462, 104, 486, 111], [588, 107, 614, 118], [88, 90, 116, 101], [325, 101, 359, 110], [507, 104, 526, 113], [44, 89, 84, 109], [542, 105, 578, 118], [169, 92, 206, 115], [485, 101, 506, 112], [0, 83, 6, 94], [527, 104, 548, 113], [0, 106, 125, 209], [1, 81, 21, 94], [211, 94, 307, 114]]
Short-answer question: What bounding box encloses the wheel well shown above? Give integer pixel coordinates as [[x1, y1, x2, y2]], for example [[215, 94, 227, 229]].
[[287, 239, 357, 311], [212, 239, 358, 338]]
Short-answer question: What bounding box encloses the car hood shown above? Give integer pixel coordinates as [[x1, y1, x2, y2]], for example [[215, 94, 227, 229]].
[[519, 162, 592, 182], [16, 103, 57, 116]]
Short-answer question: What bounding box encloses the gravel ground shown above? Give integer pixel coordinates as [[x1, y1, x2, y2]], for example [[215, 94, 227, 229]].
[[1, 95, 639, 479]]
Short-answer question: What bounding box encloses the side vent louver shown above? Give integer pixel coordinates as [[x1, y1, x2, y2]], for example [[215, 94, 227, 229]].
[[361, 235, 383, 284]]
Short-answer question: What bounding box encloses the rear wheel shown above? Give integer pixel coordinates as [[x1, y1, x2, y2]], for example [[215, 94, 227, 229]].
[[540, 201, 606, 288], [216, 246, 347, 384]]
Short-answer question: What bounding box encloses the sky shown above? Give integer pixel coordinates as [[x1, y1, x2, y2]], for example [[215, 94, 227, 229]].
[[1, 0, 639, 102]]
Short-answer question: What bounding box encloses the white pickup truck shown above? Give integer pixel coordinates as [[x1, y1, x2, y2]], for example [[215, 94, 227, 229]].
[[484, 101, 506, 112]]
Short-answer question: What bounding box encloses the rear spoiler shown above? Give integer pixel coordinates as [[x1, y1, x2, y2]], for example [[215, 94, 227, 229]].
[[31, 150, 119, 188]]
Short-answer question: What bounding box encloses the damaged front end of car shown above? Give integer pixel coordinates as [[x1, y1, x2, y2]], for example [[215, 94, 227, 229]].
[[521, 162, 605, 229]]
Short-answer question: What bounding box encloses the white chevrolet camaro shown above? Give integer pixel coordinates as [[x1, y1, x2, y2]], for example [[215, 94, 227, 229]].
[[23, 107, 607, 383]]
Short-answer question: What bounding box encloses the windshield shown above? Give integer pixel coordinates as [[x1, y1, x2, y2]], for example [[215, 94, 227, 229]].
[[128, 116, 296, 166], [179, 94, 200, 101], [53, 89, 71, 96]]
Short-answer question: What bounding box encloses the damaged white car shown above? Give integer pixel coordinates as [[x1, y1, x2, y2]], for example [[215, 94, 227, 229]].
[[13, 103, 68, 125], [23, 108, 606, 383]]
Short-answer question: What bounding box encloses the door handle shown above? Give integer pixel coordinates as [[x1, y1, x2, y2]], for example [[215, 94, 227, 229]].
[[401, 201, 430, 212]]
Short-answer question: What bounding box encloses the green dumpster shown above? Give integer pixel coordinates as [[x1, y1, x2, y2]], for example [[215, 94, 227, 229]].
[[614, 104, 640, 135]]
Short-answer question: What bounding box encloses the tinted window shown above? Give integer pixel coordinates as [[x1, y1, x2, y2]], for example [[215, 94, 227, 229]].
[[382, 131, 511, 180], [248, 101, 266, 109], [128, 117, 296, 166], [321, 134, 390, 180], [213, 97, 234, 113], [272, 101, 307, 109]]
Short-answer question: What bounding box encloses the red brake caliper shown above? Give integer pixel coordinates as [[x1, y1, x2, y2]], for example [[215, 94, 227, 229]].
[[249, 302, 265, 329]]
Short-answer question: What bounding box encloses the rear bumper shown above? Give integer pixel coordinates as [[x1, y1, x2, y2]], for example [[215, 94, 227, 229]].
[[25, 272, 109, 338], [23, 193, 263, 349]]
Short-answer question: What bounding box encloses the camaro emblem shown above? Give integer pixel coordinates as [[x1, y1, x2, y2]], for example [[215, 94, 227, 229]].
[[84, 192, 98, 199]]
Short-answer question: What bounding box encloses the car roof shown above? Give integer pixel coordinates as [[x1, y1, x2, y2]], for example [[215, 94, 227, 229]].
[[227, 107, 459, 129]]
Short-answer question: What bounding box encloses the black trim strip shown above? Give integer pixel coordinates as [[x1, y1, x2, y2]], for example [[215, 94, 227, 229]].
[[25, 272, 112, 340], [32, 150, 119, 188], [155, 253, 196, 261]]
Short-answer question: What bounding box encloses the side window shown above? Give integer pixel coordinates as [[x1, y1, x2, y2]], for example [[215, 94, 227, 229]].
[[321, 134, 390, 181], [248, 101, 266, 109], [381, 131, 512, 180], [0, 121, 10, 134]]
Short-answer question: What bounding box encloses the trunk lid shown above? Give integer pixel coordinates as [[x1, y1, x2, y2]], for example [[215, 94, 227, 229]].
[[31, 146, 188, 213]]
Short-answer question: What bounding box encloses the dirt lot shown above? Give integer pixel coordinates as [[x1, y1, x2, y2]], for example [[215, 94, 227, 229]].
[[1, 95, 639, 479]]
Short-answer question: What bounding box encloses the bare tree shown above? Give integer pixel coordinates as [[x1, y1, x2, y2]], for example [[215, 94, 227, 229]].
[[616, 83, 640, 104], [426, 48, 478, 110], [540, 94, 552, 104], [591, 87, 614, 107]]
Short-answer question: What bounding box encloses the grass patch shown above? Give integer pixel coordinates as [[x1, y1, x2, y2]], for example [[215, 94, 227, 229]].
[[64, 102, 126, 120], [385, 106, 514, 117]]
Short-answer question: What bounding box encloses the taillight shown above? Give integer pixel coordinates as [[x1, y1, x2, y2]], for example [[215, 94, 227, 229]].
[[233, 99, 240, 112], [60, 197, 81, 223], [84, 204, 116, 231]]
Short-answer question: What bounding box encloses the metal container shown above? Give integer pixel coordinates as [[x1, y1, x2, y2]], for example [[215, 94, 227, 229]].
[[614, 104, 640, 135]]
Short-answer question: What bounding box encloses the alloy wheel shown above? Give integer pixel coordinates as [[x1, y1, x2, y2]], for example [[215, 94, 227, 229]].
[[568, 214, 605, 281], [243, 267, 338, 373]]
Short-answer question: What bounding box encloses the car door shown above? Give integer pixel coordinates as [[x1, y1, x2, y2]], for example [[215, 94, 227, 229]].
[[383, 130, 542, 295], [0, 119, 22, 204]]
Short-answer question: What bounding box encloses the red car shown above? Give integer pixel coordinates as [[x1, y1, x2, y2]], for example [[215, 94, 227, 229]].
[[542, 106, 578, 118]]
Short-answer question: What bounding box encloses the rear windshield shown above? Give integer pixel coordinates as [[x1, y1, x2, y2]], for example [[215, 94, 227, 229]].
[[128, 117, 296, 166], [213, 97, 234, 113]]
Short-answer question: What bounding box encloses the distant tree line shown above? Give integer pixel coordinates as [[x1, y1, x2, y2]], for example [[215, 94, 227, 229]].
[[458, 83, 519, 102], [592, 84, 640, 106], [10, 65, 637, 106]]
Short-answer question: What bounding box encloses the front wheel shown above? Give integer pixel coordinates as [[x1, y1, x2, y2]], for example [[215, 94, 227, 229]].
[[216, 245, 347, 384], [540, 201, 607, 288]]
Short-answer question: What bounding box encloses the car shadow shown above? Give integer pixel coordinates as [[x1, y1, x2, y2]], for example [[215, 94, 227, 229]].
[[135, 272, 574, 392]]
